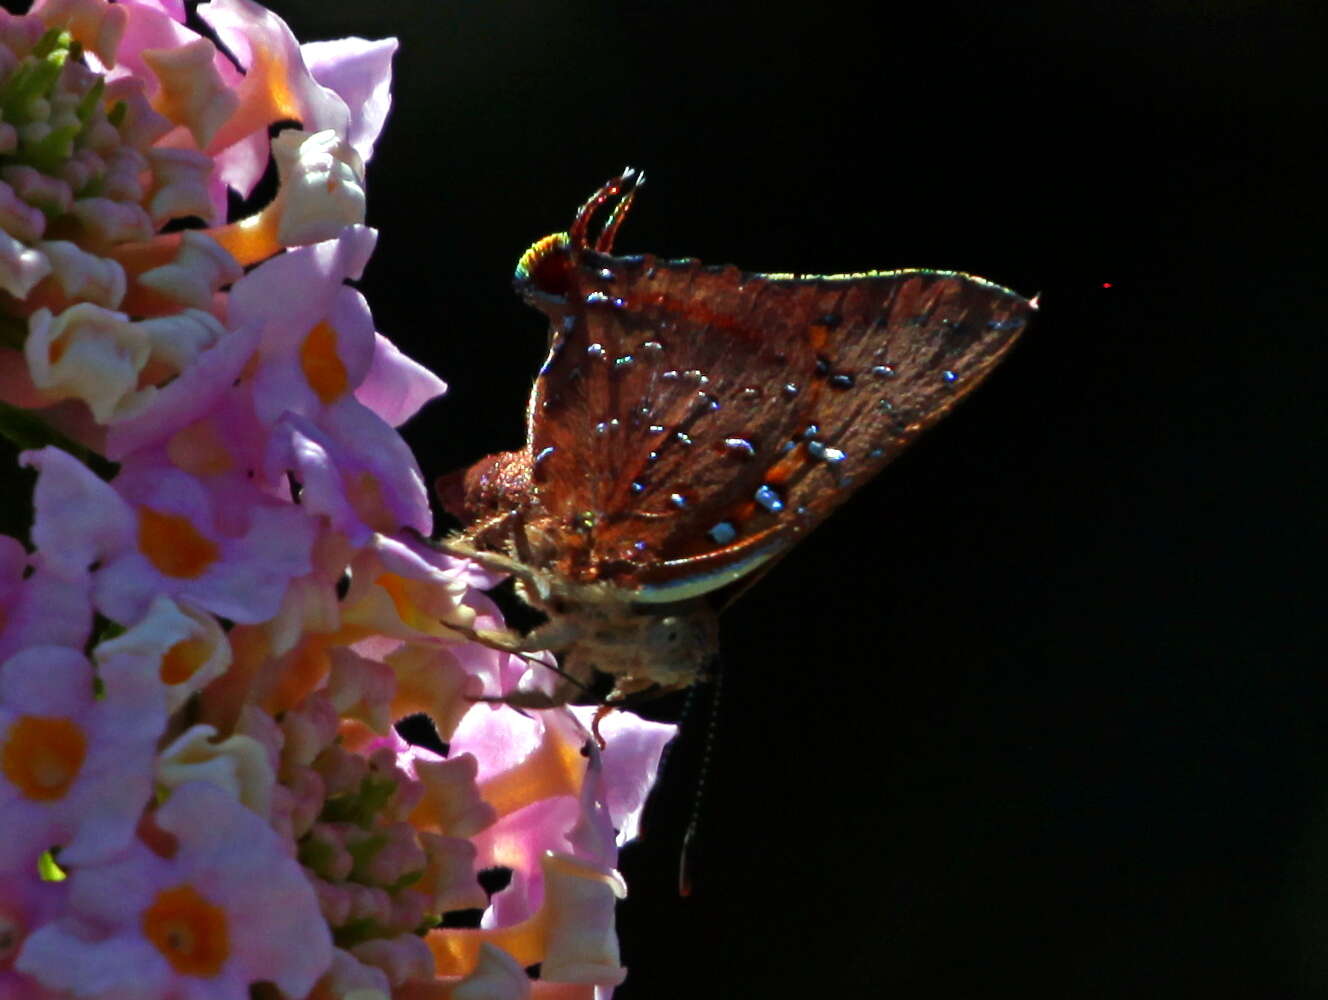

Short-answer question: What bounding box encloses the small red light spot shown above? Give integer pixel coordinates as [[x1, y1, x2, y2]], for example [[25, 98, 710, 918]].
[[1101, 282, 1113, 289]]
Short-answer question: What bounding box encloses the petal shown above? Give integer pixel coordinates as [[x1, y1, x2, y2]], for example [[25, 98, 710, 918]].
[[272, 128, 366, 247], [538, 854, 627, 986], [104, 325, 258, 460], [570, 708, 676, 848], [21, 446, 135, 581], [159, 782, 334, 995], [156, 724, 275, 817], [300, 36, 398, 163], [0, 229, 52, 298], [141, 37, 238, 148], [35, 240, 127, 309], [355, 333, 448, 427], [197, 0, 351, 153], [0, 557, 94, 662], [25, 304, 149, 423]]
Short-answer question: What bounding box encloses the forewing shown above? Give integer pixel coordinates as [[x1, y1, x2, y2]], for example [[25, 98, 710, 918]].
[[524, 251, 1032, 590]]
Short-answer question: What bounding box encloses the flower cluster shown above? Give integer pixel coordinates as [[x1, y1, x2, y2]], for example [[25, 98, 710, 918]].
[[0, 2, 674, 997]]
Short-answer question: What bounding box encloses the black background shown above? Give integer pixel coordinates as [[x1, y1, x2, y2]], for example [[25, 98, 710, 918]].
[[8, 0, 1326, 995], [339, 2, 1320, 995]]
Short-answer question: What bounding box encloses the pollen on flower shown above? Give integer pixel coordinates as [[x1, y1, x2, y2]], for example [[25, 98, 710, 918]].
[[300, 320, 349, 403], [138, 507, 219, 579], [142, 884, 230, 977], [1, 715, 88, 801]]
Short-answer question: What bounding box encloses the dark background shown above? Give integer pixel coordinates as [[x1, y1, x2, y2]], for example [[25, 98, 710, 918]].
[[272, 0, 1322, 996], [344, 2, 1323, 995], [6, 0, 1322, 994]]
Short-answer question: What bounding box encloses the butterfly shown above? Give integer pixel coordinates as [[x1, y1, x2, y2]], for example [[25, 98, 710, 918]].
[[435, 170, 1034, 709]]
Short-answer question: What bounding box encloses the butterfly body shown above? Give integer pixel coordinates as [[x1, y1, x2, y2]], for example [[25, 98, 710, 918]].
[[439, 459, 725, 703], [439, 171, 1034, 705]]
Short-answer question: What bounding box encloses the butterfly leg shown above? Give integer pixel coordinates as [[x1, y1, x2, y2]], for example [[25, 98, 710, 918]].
[[449, 615, 597, 711], [430, 533, 554, 603], [591, 704, 613, 750], [443, 619, 526, 654], [438, 611, 579, 665]]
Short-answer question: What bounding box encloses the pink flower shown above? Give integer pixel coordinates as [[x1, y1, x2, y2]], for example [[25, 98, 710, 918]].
[[0, 535, 93, 662], [25, 446, 316, 624], [0, 2, 680, 994], [569, 707, 676, 855], [268, 406, 431, 543], [450, 704, 673, 929], [1, 0, 397, 435], [0, 864, 65, 998], [0, 643, 163, 872], [95, 594, 231, 716], [16, 781, 332, 999], [425, 853, 629, 988], [102, 323, 261, 463], [357, 332, 449, 428]]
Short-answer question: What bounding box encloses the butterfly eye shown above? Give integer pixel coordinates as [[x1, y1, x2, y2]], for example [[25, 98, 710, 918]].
[[514, 233, 574, 300], [646, 615, 692, 648]]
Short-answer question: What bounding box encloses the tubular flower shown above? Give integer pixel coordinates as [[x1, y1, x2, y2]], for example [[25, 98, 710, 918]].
[[0, 0, 385, 431], [0, 2, 677, 998]]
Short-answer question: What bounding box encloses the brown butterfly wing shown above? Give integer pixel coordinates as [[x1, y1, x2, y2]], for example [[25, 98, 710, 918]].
[[520, 250, 1032, 592]]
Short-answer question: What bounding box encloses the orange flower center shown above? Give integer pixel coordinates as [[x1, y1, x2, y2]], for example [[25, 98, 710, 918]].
[[160, 636, 212, 685], [168, 421, 235, 477], [138, 508, 219, 579], [2, 716, 87, 801], [299, 321, 348, 403], [142, 885, 230, 977]]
